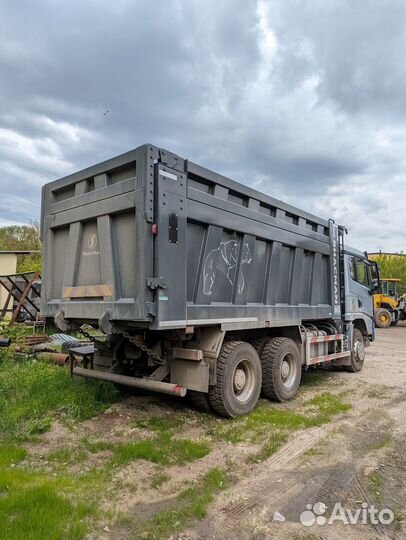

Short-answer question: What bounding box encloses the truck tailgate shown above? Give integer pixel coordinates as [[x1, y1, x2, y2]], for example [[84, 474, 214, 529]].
[[41, 146, 154, 324]]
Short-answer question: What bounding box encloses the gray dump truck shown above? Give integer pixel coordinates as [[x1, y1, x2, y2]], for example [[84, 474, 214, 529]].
[[41, 144, 380, 417]]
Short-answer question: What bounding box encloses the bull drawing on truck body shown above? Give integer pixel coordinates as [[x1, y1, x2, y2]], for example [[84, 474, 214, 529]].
[[203, 240, 252, 296]]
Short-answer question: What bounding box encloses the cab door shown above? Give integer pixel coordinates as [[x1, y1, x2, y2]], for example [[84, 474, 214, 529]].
[[345, 255, 374, 319]]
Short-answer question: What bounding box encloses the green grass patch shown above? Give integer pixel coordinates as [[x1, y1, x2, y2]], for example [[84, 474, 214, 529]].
[[113, 435, 210, 466], [301, 371, 328, 387], [303, 446, 325, 458], [0, 444, 27, 467], [367, 470, 384, 503], [0, 353, 122, 538], [150, 472, 170, 489], [365, 387, 390, 399], [81, 438, 115, 453], [47, 446, 88, 464], [0, 358, 119, 440], [248, 432, 289, 462], [0, 447, 109, 540], [133, 414, 186, 433], [208, 392, 351, 446], [206, 392, 351, 465], [304, 392, 351, 418], [354, 431, 393, 456], [133, 468, 228, 539], [0, 477, 90, 540]]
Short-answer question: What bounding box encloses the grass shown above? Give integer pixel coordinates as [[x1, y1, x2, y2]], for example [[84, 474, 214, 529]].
[[355, 432, 393, 456], [304, 392, 351, 417], [206, 392, 351, 452], [133, 414, 186, 433], [0, 357, 119, 440], [367, 470, 384, 503], [132, 468, 228, 539], [248, 431, 289, 462], [300, 370, 328, 387], [0, 353, 120, 540], [365, 387, 390, 399], [150, 472, 170, 489], [303, 446, 324, 458], [0, 475, 90, 540], [47, 446, 88, 464], [81, 418, 211, 467], [84, 434, 211, 467], [0, 443, 108, 540]]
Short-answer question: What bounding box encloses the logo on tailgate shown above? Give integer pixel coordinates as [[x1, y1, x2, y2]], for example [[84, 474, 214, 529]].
[[88, 234, 98, 249], [83, 233, 100, 256]]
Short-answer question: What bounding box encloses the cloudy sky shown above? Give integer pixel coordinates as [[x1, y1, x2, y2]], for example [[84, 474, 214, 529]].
[[0, 0, 404, 251]]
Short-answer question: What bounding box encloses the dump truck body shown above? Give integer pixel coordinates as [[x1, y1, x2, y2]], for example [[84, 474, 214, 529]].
[[41, 144, 343, 328], [41, 144, 377, 417]]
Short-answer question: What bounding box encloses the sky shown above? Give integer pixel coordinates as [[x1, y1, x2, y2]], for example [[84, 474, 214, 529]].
[[0, 0, 404, 252]]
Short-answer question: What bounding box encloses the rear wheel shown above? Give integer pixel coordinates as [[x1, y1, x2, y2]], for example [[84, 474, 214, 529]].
[[189, 391, 212, 413], [250, 337, 268, 357], [375, 308, 391, 328], [260, 337, 301, 402], [347, 328, 365, 372], [209, 341, 262, 418]]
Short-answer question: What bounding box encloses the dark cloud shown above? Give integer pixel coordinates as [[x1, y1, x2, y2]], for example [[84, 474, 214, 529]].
[[0, 0, 404, 251]]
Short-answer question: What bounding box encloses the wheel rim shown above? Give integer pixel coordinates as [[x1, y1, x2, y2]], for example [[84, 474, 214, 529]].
[[280, 353, 298, 389], [232, 359, 256, 403], [380, 313, 388, 324], [354, 338, 365, 362]]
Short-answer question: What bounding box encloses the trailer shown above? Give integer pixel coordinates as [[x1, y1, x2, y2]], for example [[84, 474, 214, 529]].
[[41, 144, 379, 417]]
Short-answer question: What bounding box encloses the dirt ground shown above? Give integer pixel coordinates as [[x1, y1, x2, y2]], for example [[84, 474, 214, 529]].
[[24, 326, 405, 540], [184, 326, 406, 540]]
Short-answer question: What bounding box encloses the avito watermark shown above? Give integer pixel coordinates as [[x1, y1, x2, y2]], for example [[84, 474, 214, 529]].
[[300, 501, 394, 527]]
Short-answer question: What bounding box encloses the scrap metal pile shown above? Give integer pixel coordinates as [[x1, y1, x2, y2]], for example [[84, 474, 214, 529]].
[[0, 326, 93, 367], [0, 271, 41, 323]]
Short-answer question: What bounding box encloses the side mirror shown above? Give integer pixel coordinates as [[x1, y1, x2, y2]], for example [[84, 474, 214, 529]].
[[370, 262, 380, 292], [372, 278, 379, 289]]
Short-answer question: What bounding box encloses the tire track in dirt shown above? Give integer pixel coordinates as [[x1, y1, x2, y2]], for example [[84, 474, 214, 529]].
[[198, 422, 347, 537], [195, 402, 403, 540]]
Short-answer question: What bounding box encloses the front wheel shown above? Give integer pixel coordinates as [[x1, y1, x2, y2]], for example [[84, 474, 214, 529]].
[[347, 328, 365, 372], [209, 341, 262, 418], [260, 337, 302, 402]]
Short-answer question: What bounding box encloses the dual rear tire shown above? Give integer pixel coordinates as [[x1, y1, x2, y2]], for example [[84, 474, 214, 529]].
[[209, 341, 262, 418], [208, 337, 301, 418]]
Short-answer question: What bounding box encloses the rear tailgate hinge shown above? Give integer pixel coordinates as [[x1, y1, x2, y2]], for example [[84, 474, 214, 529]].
[[147, 277, 167, 290], [146, 302, 156, 317]]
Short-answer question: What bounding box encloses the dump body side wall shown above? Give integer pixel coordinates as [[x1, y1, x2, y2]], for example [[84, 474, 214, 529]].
[[153, 154, 337, 329]]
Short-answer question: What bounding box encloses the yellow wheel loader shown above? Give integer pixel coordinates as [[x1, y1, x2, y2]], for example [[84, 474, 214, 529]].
[[373, 278, 406, 328]]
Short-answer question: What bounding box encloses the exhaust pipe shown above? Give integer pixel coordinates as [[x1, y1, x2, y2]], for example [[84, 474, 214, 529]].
[[72, 367, 187, 397]]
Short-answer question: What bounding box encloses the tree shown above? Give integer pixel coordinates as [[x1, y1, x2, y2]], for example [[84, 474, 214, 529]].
[[371, 254, 406, 295], [0, 222, 42, 273]]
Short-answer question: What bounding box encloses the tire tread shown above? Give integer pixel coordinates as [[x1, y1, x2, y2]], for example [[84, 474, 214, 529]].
[[261, 337, 291, 401], [209, 341, 260, 417]]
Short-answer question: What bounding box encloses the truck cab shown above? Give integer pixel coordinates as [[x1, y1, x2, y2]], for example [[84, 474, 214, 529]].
[[344, 246, 378, 349]]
